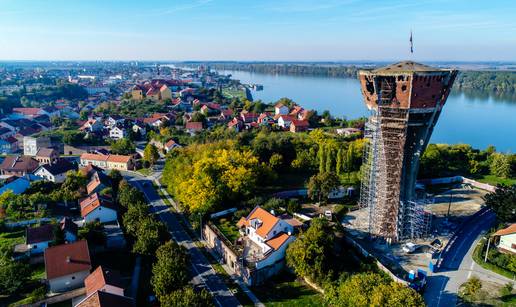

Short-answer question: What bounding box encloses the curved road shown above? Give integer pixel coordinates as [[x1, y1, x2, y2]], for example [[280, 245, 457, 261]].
[[123, 171, 240, 307], [424, 208, 514, 307]]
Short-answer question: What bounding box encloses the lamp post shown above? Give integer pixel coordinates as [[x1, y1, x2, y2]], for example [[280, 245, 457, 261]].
[[485, 236, 491, 262]]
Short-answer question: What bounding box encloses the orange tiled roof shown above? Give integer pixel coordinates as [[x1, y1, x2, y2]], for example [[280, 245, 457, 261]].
[[85, 266, 124, 295], [106, 155, 131, 163], [494, 224, 516, 236], [81, 153, 108, 162], [244, 207, 280, 238], [80, 193, 115, 217], [266, 233, 291, 250]]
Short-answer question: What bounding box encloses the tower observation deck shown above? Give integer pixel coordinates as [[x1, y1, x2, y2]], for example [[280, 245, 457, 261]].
[[358, 61, 457, 242]]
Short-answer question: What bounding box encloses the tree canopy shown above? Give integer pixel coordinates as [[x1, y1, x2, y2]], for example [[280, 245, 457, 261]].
[[151, 241, 190, 303]]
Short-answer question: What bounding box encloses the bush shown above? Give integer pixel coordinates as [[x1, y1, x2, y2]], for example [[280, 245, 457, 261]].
[[500, 282, 513, 298]]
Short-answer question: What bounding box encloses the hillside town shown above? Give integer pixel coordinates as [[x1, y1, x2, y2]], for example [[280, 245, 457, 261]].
[[0, 61, 515, 307]]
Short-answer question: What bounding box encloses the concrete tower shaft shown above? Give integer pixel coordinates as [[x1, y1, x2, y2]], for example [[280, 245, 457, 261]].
[[358, 61, 457, 241]]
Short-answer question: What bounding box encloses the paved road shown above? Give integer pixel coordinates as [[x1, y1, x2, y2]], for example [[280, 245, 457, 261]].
[[424, 208, 514, 307], [123, 172, 240, 307]]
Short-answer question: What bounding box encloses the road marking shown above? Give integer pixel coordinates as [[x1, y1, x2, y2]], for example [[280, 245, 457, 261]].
[[467, 261, 475, 279]]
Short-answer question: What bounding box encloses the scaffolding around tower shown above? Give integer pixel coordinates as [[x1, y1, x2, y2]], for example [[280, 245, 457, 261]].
[[357, 62, 456, 242]]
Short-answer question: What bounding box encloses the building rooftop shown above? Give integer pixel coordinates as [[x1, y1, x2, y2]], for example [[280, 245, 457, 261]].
[[76, 290, 135, 307], [44, 240, 91, 280], [26, 224, 54, 244], [362, 61, 450, 75], [85, 266, 124, 295]]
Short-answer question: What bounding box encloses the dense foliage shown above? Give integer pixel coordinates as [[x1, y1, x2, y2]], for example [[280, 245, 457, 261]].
[[485, 184, 516, 223], [286, 218, 336, 283], [325, 273, 425, 307], [151, 241, 190, 302]]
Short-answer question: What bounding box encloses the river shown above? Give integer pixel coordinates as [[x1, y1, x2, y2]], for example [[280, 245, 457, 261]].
[[221, 70, 516, 152]]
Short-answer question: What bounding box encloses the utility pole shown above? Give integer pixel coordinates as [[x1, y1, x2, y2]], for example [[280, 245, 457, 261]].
[[199, 213, 203, 240], [447, 191, 453, 218], [485, 236, 491, 262]]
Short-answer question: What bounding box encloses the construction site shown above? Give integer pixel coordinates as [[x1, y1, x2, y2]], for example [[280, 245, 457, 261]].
[[357, 61, 458, 243]]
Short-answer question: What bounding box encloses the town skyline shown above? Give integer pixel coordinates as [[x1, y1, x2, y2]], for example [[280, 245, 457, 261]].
[[2, 0, 516, 61]]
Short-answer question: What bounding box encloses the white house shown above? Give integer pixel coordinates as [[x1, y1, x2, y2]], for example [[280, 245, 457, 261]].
[[164, 139, 181, 152], [106, 116, 125, 129], [80, 119, 103, 132], [132, 122, 146, 136], [26, 224, 54, 255], [23, 136, 51, 156], [274, 103, 289, 116], [33, 159, 76, 183], [109, 126, 127, 140], [237, 206, 295, 270], [494, 224, 516, 255], [44, 240, 91, 293], [80, 193, 117, 224], [277, 115, 296, 128]]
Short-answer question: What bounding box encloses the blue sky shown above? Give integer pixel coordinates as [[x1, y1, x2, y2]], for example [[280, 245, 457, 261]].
[[1, 0, 515, 61]]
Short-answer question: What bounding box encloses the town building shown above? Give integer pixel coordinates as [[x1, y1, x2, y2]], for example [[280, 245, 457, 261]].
[[35, 147, 59, 164], [0, 136, 19, 154], [274, 103, 289, 116], [0, 155, 39, 176], [185, 121, 203, 134], [84, 266, 125, 296], [493, 224, 516, 255], [290, 119, 309, 133], [26, 224, 54, 255], [80, 193, 117, 224], [33, 159, 77, 183], [109, 126, 127, 140], [86, 171, 111, 195], [24, 136, 51, 156], [44, 240, 91, 293], [76, 290, 135, 307]]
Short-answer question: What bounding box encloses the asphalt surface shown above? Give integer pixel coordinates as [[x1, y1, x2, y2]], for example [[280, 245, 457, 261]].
[[123, 171, 240, 307], [424, 208, 513, 307]]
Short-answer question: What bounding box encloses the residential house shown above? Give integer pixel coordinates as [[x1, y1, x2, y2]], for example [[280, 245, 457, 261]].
[[80, 193, 117, 224], [0, 136, 18, 154], [80, 153, 109, 169], [131, 85, 144, 100], [0, 174, 41, 195], [0, 155, 39, 176], [277, 115, 296, 128], [24, 136, 51, 156], [44, 240, 91, 292], [106, 155, 133, 171], [33, 159, 77, 183], [236, 206, 295, 273], [274, 103, 289, 116], [164, 139, 181, 152], [26, 224, 55, 255], [257, 113, 275, 126], [80, 119, 104, 132], [290, 119, 309, 133], [109, 126, 127, 140], [76, 290, 135, 307], [86, 171, 111, 195], [84, 266, 125, 296], [240, 112, 259, 124], [493, 224, 516, 255], [227, 117, 243, 132], [132, 121, 146, 137], [35, 147, 59, 164], [219, 109, 234, 122], [105, 115, 125, 129], [185, 121, 203, 134], [79, 164, 104, 179], [336, 127, 362, 136], [60, 217, 78, 243]]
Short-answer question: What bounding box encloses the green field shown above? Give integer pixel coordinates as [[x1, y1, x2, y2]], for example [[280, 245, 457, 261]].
[[477, 175, 516, 186], [251, 274, 324, 307], [0, 228, 25, 251]]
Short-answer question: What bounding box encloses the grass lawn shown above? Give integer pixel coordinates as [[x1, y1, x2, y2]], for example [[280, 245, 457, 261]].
[[0, 228, 25, 251], [251, 273, 324, 307], [476, 175, 516, 186], [137, 167, 153, 176], [214, 218, 240, 243]]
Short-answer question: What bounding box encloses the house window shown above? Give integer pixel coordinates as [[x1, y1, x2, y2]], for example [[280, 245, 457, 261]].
[[72, 276, 75, 280]]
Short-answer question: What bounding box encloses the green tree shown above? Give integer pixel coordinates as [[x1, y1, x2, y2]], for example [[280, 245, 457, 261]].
[[79, 110, 89, 120], [0, 259, 30, 295], [132, 217, 169, 255], [110, 138, 135, 155], [144, 143, 160, 166], [308, 172, 340, 203], [123, 201, 149, 236], [268, 153, 283, 171], [152, 241, 190, 303], [490, 153, 511, 178], [79, 221, 105, 246], [118, 180, 145, 208], [484, 184, 516, 223], [370, 282, 425, 307], [286, 218, 335, 282], [161, 287, 214, 307]]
